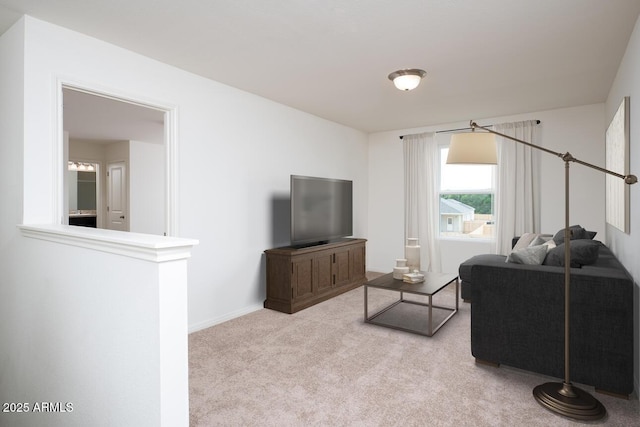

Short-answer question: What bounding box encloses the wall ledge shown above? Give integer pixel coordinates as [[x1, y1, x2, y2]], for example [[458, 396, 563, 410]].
[[19, 224, 198, 262]]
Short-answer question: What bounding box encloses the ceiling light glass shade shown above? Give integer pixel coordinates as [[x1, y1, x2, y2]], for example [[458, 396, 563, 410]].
[[388, 69, 426, 91], [447, 132, 498, 164]]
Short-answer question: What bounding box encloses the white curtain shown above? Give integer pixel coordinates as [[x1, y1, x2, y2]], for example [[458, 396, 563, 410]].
[[493, 120, 541, 255], [403, 132, 441, 272]]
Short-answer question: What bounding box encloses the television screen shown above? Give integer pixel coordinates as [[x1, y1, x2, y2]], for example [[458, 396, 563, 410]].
[[290, 175, 353, 247]]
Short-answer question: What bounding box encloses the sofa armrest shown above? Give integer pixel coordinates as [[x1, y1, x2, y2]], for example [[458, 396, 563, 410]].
[[470, 262, 633, 395]]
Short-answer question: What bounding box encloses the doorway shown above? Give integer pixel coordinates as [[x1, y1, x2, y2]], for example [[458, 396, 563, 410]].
[[107, 161, 128, 231], [61, 86, 174, 235]]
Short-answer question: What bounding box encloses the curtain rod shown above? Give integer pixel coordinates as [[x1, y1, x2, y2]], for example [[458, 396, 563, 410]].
[[398, 120, 541, 139]]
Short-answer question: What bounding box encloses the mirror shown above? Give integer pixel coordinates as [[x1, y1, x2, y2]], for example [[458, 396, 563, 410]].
[[68, 162, 98, 227]]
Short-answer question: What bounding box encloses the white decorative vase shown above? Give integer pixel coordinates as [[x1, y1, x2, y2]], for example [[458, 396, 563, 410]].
[[393, 259, 409, 279], [405, 238, 421, 272]]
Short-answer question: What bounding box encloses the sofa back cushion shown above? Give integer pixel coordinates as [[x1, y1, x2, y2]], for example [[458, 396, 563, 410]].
[[543, 239, 600, 267]]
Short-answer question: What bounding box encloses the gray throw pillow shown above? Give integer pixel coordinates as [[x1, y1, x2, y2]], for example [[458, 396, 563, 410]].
[[552, 225, 589, 245], [506, 244, 548, 265], [543, 239, 600, 267]]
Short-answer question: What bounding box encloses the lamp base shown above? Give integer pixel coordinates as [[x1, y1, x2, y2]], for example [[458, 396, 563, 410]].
[[533, 382, 606, 421]]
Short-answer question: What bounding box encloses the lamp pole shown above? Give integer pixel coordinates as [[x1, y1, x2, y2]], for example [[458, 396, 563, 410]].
[[470, 120, 637, 421]]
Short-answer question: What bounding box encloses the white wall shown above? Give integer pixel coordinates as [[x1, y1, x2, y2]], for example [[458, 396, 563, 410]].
[[605, 13, 640, 395], [1, 15, 369, 425], [0, 19, 27, 423], [367, 103, 606, 274], [0, 18, 26, 423], [4, 237, 165, 427], [0, 15, 24, 237], [130, 140, 165, 235]]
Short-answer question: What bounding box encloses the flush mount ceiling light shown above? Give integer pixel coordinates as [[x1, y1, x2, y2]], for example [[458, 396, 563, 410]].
[[388, 69, 427, 91]]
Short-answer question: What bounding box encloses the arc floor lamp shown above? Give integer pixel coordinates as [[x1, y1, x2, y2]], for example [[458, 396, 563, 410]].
[[448, 120, 637, 421]]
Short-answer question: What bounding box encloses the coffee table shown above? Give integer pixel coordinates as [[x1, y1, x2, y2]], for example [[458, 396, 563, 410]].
[[364, 272, 459, 337]]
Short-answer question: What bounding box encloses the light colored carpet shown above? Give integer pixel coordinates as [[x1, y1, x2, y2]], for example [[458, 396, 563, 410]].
[[189, 275, 639, 426]]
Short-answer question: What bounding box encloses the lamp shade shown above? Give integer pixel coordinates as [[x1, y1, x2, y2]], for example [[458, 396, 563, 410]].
[[388, 69, 426, 91], [447, 132, 497, 164]]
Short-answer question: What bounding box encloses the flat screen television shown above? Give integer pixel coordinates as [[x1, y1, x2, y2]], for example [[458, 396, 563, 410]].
[[290, 175, 353, 247]]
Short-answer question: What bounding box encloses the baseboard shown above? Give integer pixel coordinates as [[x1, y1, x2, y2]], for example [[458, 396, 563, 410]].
[[188, 303, 264, 334]]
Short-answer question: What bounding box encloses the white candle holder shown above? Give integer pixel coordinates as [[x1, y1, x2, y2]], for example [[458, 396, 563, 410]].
[[405, 238, 421, 271]]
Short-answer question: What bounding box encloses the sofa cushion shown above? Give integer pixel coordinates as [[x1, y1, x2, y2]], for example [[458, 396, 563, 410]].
[[506, 244, 548, 265], [543, 239, 600, 267]]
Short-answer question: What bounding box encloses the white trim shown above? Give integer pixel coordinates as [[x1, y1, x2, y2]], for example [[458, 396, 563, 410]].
[[165, 108, 179, 236], [53, 76, 65, 224], [19, 224, 198, 263], [188, 303, 264, 333]]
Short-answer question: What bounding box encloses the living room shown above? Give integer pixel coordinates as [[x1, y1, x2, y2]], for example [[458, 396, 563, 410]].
[[1, 1, 639, 426]]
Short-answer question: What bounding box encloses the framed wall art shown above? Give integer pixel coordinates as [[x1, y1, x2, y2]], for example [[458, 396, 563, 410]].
[[605, 96, 630, 233]]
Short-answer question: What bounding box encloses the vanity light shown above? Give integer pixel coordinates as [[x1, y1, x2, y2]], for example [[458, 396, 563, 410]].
[[68, 161, 96, 172]]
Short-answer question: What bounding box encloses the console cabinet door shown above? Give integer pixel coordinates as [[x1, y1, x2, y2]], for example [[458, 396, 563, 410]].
[[350, 243, 366, 281], [291, 257, 314, 300], [332, 248, 351, 288], [315, 252, 333, 293]]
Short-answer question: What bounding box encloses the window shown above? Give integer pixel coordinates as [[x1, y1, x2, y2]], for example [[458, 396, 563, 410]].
[[438, 136, 496, 239]]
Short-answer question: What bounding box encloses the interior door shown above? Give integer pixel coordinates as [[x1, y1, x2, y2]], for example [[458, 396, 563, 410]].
[[107, 161, 128, 231]]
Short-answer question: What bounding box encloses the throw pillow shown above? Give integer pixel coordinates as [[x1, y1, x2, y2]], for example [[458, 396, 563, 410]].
[[506, 244, 548, 265], [528, 235, 552, 247], [543, 239, 600, 267], [512, 233, 541, 250], [542, 239, 557, 252], [552, 225, 589, 245]]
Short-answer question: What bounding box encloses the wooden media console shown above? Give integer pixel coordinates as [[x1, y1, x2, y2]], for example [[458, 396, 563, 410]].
[[264, 238, 366, 313]]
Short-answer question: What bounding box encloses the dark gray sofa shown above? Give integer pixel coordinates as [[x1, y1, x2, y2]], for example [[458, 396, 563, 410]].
[[459, 239, 634, 397]]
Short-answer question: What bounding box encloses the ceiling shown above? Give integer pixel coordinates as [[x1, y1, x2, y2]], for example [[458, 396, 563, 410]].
[[62, 88, 165, 143], [2, 0, 640, 133]]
